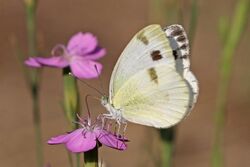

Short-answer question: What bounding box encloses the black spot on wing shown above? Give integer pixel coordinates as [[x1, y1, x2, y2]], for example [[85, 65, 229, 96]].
[[151, 50, 163, 61], [170, 28, 183, 36], [172, 50, 178, 60], [180, 44, 188, 50], [181, 54, 188, 59], [176, 35, 186, 42], [165, 25, 190, 60], [148, 68, 158, 84], [173, 50, 188, 59]]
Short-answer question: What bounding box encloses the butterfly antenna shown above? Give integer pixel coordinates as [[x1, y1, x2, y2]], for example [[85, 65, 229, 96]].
[[69, 73, 104, 96], [94, 64, 106, 96], [85, 94, 92, 119]]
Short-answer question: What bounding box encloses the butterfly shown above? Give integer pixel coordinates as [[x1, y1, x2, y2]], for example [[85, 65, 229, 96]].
[[101, 24, 199, 129]]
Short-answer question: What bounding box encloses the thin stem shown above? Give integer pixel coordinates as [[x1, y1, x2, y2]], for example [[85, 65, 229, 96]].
[[63, 67, 80, 129], [24, 0, 39, 85], [159, 128, 176, 167], [26, 5, 37, 55], [76, 153, 80, 167], [188, 0, 198, 46], [159, 1, 199, 166], [149, 1, 199, 167], [212, 1, 250, 167], [177, 0, 184, 24], [24, 1, 43, 167], [67, 150, 74, 167], [84, 146, 99, 167], [32, 87, 43, 167], [63, 67, 81, 167], [149, 1, 178, 166], [11, 37, 31, 87]]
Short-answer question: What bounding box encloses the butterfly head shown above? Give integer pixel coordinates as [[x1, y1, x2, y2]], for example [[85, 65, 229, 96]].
[[101, 95, 109, 106]]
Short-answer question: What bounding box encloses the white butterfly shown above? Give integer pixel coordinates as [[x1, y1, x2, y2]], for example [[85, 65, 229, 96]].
[[101, 24, 199, 129]]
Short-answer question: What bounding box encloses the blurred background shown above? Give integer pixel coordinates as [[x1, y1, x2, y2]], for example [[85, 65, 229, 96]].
[[0, 0, 250, 167]]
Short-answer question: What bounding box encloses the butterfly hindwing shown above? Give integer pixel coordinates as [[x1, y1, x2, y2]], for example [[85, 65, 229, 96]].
[[112, 64, 190, 128]]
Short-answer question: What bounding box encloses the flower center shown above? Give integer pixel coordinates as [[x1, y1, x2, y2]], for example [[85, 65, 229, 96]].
[[51, 44, 72, 62]]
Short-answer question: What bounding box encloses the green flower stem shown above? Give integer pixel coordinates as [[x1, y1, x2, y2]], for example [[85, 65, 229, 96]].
[[67, 150, 74, 167], [63, 67, 81, 167], [212, 1, 250, 167], [149, 0, 179, 24], [63, 67, 80, 129], [32, 90, 43, 167], [76, 154, 80, 167], [159, 128, 176, 167], [24, 0, 39, 85], [153, 1, 199, 166], [149, 2, 178, 167], [84, 146, 99, 167], [25, 0, 38, 56], [24, 1, 43, 167]]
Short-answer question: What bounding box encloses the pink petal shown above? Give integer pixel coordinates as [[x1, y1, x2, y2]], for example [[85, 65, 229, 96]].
[[70, 58, 102, 79], [95, 129, 127, 150], [67, 32, 98, 56], [47, 133, 71, 145], [66, 129, 97, 153], [36, 56, 69, 68], [25, 57, 42, 67], [84, 48, 106, 60]]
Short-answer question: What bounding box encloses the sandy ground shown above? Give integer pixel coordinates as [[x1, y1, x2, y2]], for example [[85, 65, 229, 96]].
[[0, 0, 250, 167]]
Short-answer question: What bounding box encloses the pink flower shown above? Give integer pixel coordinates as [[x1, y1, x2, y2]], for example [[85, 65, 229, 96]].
[[25, 32, 106, 79], [48, 117, 127, 153]]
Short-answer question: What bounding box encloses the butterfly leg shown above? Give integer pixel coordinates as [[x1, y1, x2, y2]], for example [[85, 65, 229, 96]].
[[114, 122, 118, 135], [117, 122, 121, 136], [112, 121, 119, 136], [120, 122, 127, 141], [107, 121, 113, 132], [123, 122, 128, 135], [96, 114, 105, 129], [100, 113, 113, 129]]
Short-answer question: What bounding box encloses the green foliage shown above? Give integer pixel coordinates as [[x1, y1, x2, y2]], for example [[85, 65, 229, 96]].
[[213, 1, 250, 167]]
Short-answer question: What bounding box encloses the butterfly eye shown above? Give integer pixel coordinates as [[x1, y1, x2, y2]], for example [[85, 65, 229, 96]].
[[101, 96, 108, 105]]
